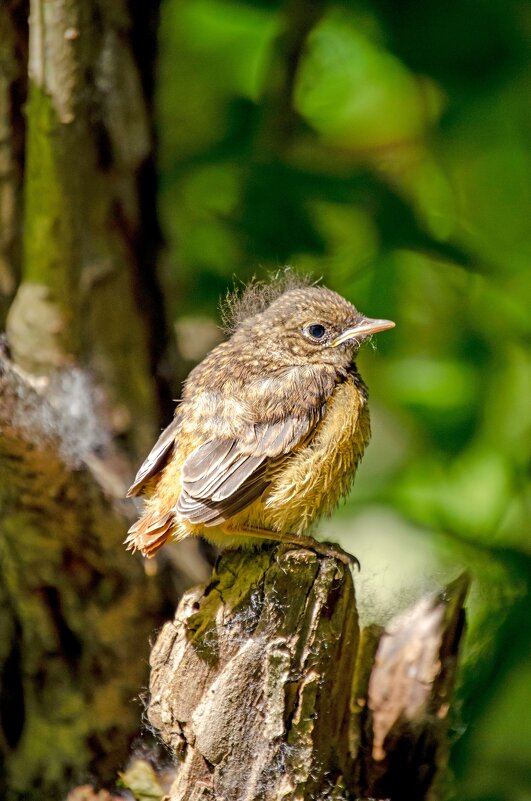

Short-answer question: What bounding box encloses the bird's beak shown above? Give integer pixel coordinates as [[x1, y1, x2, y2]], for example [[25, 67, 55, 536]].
[[330, 316, 395, 347]]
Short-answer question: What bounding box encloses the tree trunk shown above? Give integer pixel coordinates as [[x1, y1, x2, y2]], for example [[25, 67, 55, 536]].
[[0, 1, 196, 797], [148, 547, 468, 801], [0, 0, 27, 318], [4, 0, 174, 452]]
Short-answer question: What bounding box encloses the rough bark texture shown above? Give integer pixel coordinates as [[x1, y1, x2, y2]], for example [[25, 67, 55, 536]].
[[148, 548, 468, 801], [353, 574, 468, 800], [0, 348, 166, 798], [0, 1, 195, 797], [0, 0, 27, 316], [4, 0, 173, 454]]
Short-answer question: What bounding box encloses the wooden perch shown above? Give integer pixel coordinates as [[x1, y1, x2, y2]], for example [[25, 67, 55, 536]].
[[148, 546, 468, 801]]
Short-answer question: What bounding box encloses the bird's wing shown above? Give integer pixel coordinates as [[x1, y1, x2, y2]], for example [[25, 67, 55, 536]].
[[176, 414, 317, 526], [126, 415, 181, 497]]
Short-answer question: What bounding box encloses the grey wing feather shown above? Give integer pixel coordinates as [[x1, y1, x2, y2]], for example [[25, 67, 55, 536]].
[[183, 442, 265, 501], [210, 455, 265, 501], [178, 475, 269, 525], [182, 439, 235, 482], [253, 417, 310, 453], [175, 415, 315, 527], [127, 415, 180, 497]]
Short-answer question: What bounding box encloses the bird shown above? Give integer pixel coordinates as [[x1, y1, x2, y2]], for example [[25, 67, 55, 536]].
[[125, 276, 395, 565]]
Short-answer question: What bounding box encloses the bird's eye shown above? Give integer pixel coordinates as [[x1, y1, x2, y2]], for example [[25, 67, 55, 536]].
[[307, 323, 326, 340]]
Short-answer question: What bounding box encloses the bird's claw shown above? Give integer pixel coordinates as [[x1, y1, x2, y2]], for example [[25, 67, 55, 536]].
[[312, 541, 361, 570]]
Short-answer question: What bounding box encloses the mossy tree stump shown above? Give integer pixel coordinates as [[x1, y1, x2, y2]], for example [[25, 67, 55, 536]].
[[148, 546, 468, 801]]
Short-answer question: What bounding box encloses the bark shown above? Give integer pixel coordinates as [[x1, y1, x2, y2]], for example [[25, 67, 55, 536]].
[[0, 1, 200, 797], [0, 0, 27, 318], [148, 548, 468, 801], [5, 0, 173, 454], [0, 347, 165, 798]]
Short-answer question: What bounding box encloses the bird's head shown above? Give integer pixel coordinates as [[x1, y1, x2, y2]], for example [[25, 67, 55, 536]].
[[234, 284, 395, 370]]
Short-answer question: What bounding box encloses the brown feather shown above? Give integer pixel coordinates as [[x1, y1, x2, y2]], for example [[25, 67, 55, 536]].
[[124, 510, 175, 556], [126, 416, 180, 497]]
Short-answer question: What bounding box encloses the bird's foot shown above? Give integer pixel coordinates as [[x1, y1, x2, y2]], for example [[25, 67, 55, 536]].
[[226, 526, 360, 570], [309, 540, 360, 570], [278, 533, 360, 569]]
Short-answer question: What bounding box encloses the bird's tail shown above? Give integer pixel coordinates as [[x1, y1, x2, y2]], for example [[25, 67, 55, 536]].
[[124, 509, 175, 558]]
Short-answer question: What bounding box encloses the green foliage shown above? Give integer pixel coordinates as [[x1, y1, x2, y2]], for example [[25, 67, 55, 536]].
[[156, 1, 530, 797]]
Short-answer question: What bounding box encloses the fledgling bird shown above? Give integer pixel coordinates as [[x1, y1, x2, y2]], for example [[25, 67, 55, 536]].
[[125, 277, 394, 565]]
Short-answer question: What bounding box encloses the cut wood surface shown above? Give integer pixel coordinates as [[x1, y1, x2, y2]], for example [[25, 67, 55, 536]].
[[148, 546, 468, 801]]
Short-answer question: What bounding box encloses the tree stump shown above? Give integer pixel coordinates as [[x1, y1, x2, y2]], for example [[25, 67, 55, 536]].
[[148, 546, 468, 801]]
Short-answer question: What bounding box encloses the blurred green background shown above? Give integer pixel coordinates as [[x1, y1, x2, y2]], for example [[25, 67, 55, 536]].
[[155, 1, 530, 799]]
